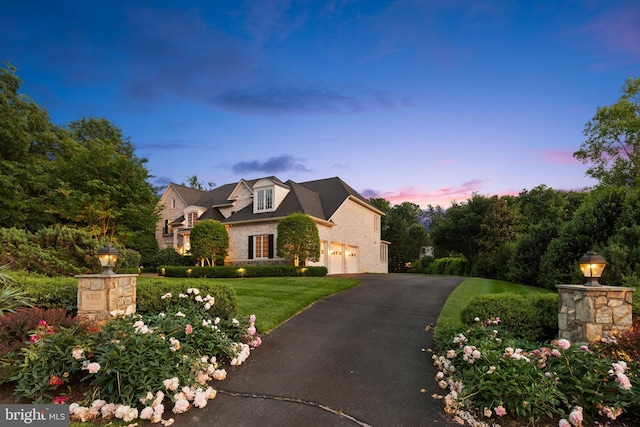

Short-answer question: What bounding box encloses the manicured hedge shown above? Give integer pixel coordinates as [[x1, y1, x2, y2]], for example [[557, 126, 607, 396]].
[[158, 265, 328, 278], [9, 272, 78, 314], [135, 279, 238, 318], [409, 257, 470, 276], [460, 293, 558, 343]]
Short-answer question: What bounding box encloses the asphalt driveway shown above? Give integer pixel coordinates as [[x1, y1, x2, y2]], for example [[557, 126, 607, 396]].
[[172, 274, 464, 427]]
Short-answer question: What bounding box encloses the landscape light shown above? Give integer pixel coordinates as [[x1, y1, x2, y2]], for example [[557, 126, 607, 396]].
[[579, 251, 607, 286], [97, 243, 119, 275]]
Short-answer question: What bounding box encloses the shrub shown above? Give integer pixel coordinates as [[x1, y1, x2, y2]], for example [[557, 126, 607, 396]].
[[136, 279, 238, 319], [0, 307, 80, 383], [425, 257, 469, 276], [434, 323, 639, 425], [10, 272, 78, 314], [156, 248, 186, 266], [159, 265, 327, 278], [0, 285, 34, 315], [117, 247, 142, 271], [460, 293, 558, 342]]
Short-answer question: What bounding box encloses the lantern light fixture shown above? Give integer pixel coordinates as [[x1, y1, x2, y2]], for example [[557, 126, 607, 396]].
[[97, 243, 119, 275], [579, 251, 607, 286]]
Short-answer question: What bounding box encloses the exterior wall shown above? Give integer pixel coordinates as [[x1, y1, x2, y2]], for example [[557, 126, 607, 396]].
[[226, 220, 286, 265], [156, 185, 190, 250], [310, 198, 387, 274], [219, 184, 253, 218], [77, 274, 137, 324]]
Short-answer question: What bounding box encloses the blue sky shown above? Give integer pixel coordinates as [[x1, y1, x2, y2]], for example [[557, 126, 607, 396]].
[[3, 0, 639, 207]]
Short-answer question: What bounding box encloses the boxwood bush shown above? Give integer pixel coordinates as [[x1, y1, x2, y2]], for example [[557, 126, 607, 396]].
[[136, 279, 238, 319], [158, 265, 328, 278], [460, 292, 558, 343], [9, 272, 78, 314]]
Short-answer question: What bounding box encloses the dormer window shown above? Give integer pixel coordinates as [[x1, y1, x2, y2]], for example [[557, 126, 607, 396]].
[[256, 188, 273, 212], [187, 212, 198, 228]]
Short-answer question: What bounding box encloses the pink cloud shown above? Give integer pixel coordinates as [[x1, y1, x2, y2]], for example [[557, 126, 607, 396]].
[[535, 149, 580, 165], [369, 179, 488, 208]]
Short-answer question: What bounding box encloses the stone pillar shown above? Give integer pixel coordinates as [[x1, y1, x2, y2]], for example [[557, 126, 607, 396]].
[[556, 284, 635, 343], [76, 274, 137, 324]]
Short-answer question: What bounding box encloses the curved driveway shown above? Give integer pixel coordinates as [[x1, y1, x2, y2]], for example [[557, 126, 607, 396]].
[[174, 274, 464, 427]]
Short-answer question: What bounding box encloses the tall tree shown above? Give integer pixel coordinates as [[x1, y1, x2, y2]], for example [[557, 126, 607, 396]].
[[182, 175, 216, 191], [0, 63, 59, 229], [430, 194, 492, 263], [574, 77, 640, 187], [383, 201, 428, 272], [48, 117, 160, 244], [276, 213, 320, 266], [189, 220, 229, 266]]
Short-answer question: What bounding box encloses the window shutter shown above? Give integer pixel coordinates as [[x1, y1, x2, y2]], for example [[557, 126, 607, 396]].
[[248, 236, 254, 259], [268, 234, 274, 258]]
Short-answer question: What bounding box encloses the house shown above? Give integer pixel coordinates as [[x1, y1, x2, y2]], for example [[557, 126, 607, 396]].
[[155, 176, 389, 274]]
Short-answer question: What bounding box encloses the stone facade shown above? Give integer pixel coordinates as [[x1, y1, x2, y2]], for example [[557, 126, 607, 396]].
[[556, 284, 635, 343], [77, 274, 137, 324]]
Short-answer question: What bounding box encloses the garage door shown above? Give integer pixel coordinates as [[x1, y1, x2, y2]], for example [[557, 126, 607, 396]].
[[328, 244, 343, 274], [346, 246, 358, 273]]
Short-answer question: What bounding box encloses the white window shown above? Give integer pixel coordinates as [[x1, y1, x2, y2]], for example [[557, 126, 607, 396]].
[[380, 244, 388, 262], [255, 235, 270, 258], [187, 212, 197, 228], [256, 188, 273, 211]]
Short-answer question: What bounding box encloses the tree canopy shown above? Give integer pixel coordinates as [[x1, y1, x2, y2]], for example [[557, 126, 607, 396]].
[[0, 63, 160, 267], [276, 213, 320, 266], [574, 76, 640, 187], [189, 220, 229, 266]]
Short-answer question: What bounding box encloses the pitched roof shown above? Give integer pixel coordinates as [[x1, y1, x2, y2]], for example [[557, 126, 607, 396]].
[[168, 183, 207, 206], [165, 176, 379, 225]]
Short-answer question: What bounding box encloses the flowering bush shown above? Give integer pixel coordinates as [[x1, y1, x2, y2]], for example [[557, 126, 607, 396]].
[[6, 287, 261, 425], [433, 319, 639, 425]]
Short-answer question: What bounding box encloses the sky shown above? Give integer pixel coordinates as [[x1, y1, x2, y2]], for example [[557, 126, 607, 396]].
[[2, 0, 639, 207]]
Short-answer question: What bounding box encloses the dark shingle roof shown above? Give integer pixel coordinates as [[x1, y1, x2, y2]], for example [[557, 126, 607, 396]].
[[167, 176, 377, 225]]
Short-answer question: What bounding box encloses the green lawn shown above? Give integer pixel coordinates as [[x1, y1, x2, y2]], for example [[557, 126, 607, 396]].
[[139, 276, 360, 333], [436, 277, 556, 331]]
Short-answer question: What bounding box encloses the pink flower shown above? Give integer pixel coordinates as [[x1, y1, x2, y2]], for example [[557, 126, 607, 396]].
[[249, 314, 256, 323], [247, 326, 256, 336], [559, 419, 571, 427], [30, 334, 40, 342], [38, 320, 48, 326], [87, 362, 101, 374], [494, 405, 507, 417], [557, 339, 571, 350], [53, 395, 69, 404], [185, 324, 193, 335], [616, 373, 632, 390], [569, 406, 583, 425]]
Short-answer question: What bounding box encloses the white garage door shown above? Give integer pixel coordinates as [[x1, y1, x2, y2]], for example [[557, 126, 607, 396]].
[[328, 244, 343, 274], [346, 246, 358, 273]]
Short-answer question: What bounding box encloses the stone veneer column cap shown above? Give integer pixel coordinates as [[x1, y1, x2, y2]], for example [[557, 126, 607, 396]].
[[555, 284, 636, 292]]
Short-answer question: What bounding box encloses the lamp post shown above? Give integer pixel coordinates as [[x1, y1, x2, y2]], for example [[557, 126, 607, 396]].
[[579, 251, 607, 286], [97, 243, 119, 275]]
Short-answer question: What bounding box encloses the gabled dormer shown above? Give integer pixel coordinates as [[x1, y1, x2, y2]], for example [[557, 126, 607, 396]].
[[183, 205, 208, 228], [252, 178, 290, 214]]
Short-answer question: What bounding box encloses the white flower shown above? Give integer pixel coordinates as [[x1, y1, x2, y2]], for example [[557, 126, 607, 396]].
[[193, 390, 208, 408], [232, 318, 240, 326], [139, 406, 154, 420], [179, 293, 187, 299], [175, 311, 186, 317], [212, 369, 227, 381], [172, 398, 190, 414], [87, 362, 101, 374], [161, 293, 172, 299], [195, 295, 203, 302], [163, 377, 179, 391], [71, 347, 85, 360], [204, 303, 211, 310]]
